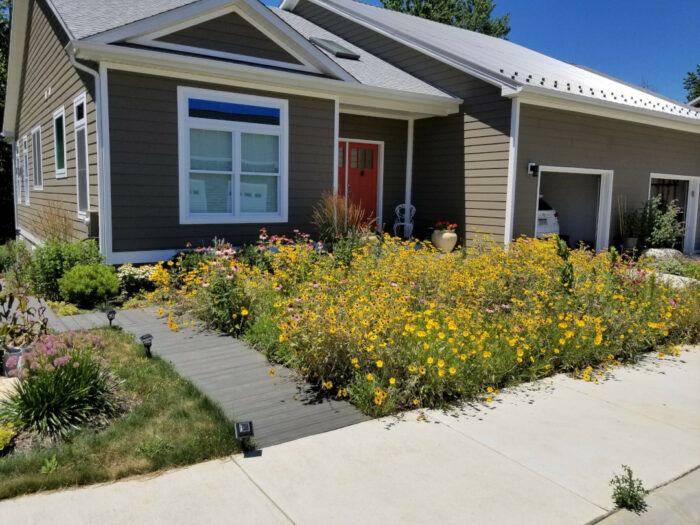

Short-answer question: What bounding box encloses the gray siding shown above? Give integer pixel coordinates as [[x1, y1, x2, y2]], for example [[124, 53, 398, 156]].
[[515, 104, 700, 251], [295, 0, 511, 243], [15, 0, 98, 242], [107, 70, 334, 252], [158, 12, 302, 65], [339, 114, 407, 228]]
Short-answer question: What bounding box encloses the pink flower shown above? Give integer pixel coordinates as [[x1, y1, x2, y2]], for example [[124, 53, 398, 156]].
[[226, 274, 234, 280], [202, 282, 210, 288]]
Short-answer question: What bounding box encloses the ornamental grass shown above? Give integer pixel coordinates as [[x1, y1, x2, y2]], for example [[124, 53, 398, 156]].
[[149, 234, 698, 416]]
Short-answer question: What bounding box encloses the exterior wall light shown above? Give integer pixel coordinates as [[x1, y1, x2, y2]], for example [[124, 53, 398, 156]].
[[139, 334, 153, 358]]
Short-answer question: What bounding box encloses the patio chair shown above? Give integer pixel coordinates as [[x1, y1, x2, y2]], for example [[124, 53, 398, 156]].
[[393, 204, 416, 239]]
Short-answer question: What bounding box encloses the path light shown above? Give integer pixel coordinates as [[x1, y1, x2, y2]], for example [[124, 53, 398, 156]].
[[235, 421, 255, 450], [139, 334, 153, 358], [106, 309, 116, 328]]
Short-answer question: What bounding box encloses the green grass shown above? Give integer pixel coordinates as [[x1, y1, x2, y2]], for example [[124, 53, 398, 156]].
[[0, 328, 239, 500]]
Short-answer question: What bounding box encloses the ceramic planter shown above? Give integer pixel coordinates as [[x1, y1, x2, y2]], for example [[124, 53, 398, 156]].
[[431, 230, 458, 253]]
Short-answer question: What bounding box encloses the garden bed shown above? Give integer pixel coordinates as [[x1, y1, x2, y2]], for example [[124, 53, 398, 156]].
[[0, 328, 239, 500], [149, 234, 699, 416]]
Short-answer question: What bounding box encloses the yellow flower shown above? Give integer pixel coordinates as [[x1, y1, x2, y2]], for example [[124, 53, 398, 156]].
[[487, 387, 493, 393], [449, 367, 456, 375], [268, 369, 276, 377], [413, 398, 419, 406], [658, 352, 664, 359], [324, 381, 333, 389], [389, 377, 396, 385], [427, 357, 434, 364], [419, 366, 426, 375], [408, 365, 417, 372], [437, 359, 445, 368], [438, 369, 445, 377], [486, 395, 493, 402], [482, 351, 492, 358], [376, 360, 383, 368], [366, 373, 374, 381], [241, 308, 249, 316]]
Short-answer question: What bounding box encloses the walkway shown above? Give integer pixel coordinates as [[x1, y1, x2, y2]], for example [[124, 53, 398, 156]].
[[40, 303, 368, 448], [3, 346, 698, 524]]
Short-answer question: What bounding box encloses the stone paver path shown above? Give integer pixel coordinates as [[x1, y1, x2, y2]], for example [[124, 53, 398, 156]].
[[37, 302, 368, 448]]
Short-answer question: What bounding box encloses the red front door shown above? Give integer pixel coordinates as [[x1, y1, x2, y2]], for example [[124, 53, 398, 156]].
[[338, 141, 378, 221]]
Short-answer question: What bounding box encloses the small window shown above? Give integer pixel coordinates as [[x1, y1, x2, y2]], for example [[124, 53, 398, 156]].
[[32, 126, 42, 190], [178, 87, 288, 224], [54, 107, 66, 177], [309, 37, 360, 60], [13, 141, 21, 204], [74, 93, 89, 216]]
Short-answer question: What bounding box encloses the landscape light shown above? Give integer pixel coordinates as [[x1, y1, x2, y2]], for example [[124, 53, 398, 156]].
[[139, 333, 153, 358], [235, 421, 254, 440], [106, 309, 117, 328]]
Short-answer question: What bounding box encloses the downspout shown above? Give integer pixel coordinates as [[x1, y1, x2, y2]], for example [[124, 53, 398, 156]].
[[65, 44, 105, 254]]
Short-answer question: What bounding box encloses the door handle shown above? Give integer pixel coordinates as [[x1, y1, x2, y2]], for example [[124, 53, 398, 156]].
[[360, 170, 365, 176]]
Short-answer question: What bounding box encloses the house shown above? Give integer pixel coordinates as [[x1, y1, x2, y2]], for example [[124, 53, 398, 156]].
[[4, 0, 700, 263]]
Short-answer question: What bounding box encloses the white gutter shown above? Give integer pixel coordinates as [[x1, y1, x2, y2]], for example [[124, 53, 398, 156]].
[[507, 85, 700, 136], [66, 48, 106, 254], [2, 0, 29, 139], [70, 42, 461, 116], [691, 96, 700, 108]]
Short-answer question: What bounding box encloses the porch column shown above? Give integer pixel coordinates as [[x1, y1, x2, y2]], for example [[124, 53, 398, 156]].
[[404, 118, 414, 210]]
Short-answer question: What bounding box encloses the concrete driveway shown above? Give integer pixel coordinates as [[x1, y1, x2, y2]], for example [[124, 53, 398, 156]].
[[3, 347, 699, 525]]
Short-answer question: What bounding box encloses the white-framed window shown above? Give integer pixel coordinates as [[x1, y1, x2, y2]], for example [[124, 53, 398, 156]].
[[31, 126, 43, 190], [177, 86, 289, 224], [13, 140, 21, 204], [53, 106, 66, 178], [22, 135, 29, 205], [74, 93, 89, 216]]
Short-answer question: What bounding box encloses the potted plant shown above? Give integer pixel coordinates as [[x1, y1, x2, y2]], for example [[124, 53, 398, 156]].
[[617, 196, 639, 252], [431, 221, 458, 253]]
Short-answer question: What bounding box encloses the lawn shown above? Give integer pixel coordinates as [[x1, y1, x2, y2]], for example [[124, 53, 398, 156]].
[[149, 234, 700, 416], [0, 328, 239, 500]]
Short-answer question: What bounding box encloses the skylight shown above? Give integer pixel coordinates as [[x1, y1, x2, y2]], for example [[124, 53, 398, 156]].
[[310, 37, 360, 60]]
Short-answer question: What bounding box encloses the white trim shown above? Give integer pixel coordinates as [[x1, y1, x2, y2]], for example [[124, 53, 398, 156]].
[[53, 106, 67, 178], [504, 99, 519, 245], [73, 92, 90, 218], [98, 64, 112, 258], [31, 126, 43, 190], [132, 40, 317, 74], [177, 85, 289, 224], [17, 227, 43, 247], [648, 172, 700, 254], [22, 135, 29, 205], [338, 138, 384, 228], [339, 106, 415, 120], [511, 88, 700, 136], [404, 118, 414, 211], [107, 249, 180, 265], [13, 141, 20, 210], [85, 0, 354, 82], [72, 47, 460, 118], [333, 98, 340, 194], [535, 165, 614, 252], [2, 0, 29, 137]]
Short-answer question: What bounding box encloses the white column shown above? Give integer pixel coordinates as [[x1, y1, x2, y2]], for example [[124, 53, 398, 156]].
[[404, 118, 414, 209]]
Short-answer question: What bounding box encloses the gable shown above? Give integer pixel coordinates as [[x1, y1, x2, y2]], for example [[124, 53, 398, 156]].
[[154, 11, 303, 66]]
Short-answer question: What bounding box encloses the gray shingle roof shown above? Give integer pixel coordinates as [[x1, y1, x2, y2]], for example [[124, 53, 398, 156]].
[[271, 8, 450, 97], [50, 0, 199, 40], [307, 0, 700, 121]]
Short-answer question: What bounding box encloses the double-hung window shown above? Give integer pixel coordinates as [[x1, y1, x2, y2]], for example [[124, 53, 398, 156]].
[[31, 126, 43, 190], [13, 141, 21, 204], [74, 93, 89, 216], [53, 107, 66, 178], [22, 136, 29, 205], [177, 87, 288, 224]]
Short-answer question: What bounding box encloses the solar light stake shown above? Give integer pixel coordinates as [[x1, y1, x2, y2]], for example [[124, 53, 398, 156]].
[[235, 421, 255, 451], [106, 309, 117, 328], [139, 333, 153, 358]]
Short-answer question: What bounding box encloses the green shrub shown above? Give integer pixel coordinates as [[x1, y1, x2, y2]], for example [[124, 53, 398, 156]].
[[116, 264, 156, 296], [0, 240, 30, 274], [0, 245, 11, 273], [610, 465, 647, 514], [201, 271, 251, 336], [0, 422, 15, 452], [0, 332, 114, 438], [638, 196, 684, 249], [58, 264, 119, 308], [30, 240, 104, 300]]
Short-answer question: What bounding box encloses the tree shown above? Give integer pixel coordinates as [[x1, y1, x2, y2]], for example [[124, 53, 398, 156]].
[[381, 0, 511, 39], [0, 0, 13, 242], [683, 65, 700, 102]]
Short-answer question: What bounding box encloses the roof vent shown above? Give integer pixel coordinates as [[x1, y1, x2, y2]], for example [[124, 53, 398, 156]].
[[309, 37, 360, 60]]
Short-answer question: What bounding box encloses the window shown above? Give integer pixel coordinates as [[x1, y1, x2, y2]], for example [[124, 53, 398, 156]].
[[74, 94, 89, 216], [22, 136, 29, 205], [31, 126, 43, 189], [53, 107, 66, 177], [13, 141, 21, 204], [178, 87, 288, 224]]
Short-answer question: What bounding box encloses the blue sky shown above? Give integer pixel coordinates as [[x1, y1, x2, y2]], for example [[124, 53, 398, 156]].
[[269, 0, 699, 102]]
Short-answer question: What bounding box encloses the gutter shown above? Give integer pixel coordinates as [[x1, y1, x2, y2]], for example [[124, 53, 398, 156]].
[[690, 96, 700, 108], [70, 41, 462, 116], [506, 85, 700, 136], [65, 46, 107, 254]]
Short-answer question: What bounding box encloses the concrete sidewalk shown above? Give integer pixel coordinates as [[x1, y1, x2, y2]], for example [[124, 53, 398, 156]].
[[2, 347, 699, 524]]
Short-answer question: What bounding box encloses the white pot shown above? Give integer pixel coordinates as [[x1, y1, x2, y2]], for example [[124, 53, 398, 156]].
[[431, 231, 458, 253]]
